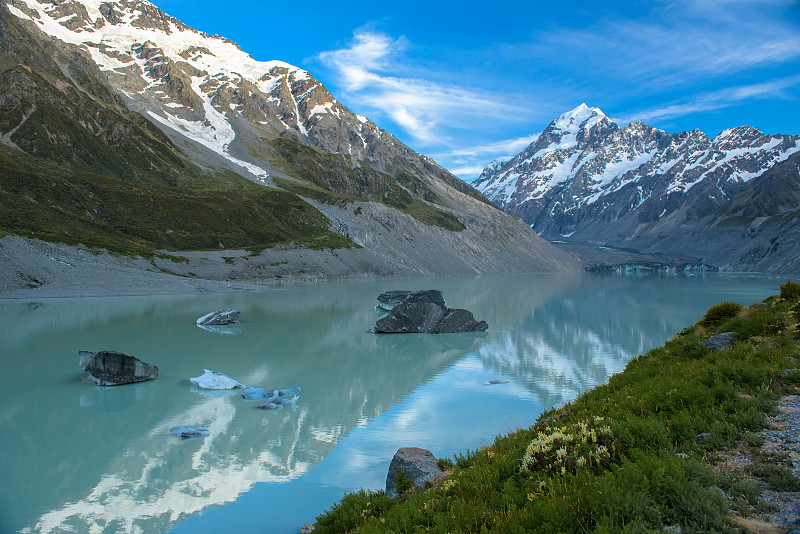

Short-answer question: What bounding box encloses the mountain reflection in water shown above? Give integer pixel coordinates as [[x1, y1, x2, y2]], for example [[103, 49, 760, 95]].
[[0, 273, 781, 533]]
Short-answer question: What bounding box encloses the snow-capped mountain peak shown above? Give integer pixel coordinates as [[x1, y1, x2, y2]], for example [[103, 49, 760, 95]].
[[474, 105, 800, 246], [552, 103, 606, 133], [5, 0, 390, 181]]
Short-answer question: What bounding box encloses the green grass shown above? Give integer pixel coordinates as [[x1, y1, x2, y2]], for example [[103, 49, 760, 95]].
[[0, 145, 358, 256], [270, 139, 466, 232], [315, 288, 800, 533], [0, 58, 363, 256]]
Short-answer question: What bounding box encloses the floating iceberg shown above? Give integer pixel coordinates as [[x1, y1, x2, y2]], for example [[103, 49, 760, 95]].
[[241, 387, 274, 401], [255, 395, 298, 409], [196, 310, 241, 326], [241, 386, 301, 401], [189, 369, 245, 390], [79, 350, 159, 386]]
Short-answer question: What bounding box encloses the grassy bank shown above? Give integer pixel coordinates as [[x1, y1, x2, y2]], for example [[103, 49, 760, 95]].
[[316, 281, 800, 533]]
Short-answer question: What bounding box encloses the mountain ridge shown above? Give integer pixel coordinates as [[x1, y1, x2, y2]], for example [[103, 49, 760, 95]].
[[0, 0, 578, 291], [474, 104, 800, 273]]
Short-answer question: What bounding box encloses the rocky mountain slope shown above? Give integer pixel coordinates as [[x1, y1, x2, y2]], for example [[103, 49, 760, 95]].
[[0, 0, 577, 280], [474, 104, 800, 273]]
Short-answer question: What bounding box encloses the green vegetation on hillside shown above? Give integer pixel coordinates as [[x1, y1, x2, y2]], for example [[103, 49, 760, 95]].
[[0, 145, 355, 256], [0, 55, 362, 255], [316, 285, 800, 533], [270, 138, 466, 232]]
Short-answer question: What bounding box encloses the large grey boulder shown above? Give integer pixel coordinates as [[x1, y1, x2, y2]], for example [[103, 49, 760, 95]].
[[196, 309, 241, 326], [374, 300, 488, 334], [386, 447, 443, 498], [698, 332, 735, 352], [376, 290, 445, 311], [79, 350, 159, 386]]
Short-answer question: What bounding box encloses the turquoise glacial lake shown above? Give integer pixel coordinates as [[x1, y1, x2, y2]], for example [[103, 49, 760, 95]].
[[0, 272, 786, 533]]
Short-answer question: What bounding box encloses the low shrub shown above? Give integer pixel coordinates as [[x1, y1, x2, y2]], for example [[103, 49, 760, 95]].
[[780, 279, 800, 301], [700, 301, 744, 327], [521, 417, 615, 476]]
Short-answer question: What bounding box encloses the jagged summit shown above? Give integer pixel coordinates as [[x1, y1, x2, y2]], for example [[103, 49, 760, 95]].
[[473, 104, 800, 273], [0, 0, 579, 277], [551, 103, 607, 133], [6, 0, 350, 179]]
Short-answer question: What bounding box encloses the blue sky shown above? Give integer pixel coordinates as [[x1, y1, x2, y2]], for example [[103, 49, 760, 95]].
[[150, 0, 800, 180]]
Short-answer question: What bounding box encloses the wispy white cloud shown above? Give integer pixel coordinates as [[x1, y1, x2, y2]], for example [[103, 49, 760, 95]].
[[518, 1, 800, 92], [437, 134, 541, 159], [311, 1, 800, 181], [317, 30, 531, 145], [429, 135, 542, 180], [614, 75, 800, 124], [447, 164, 489, 178]]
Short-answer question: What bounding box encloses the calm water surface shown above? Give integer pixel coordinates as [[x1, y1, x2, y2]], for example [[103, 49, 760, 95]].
[[0, 272, 785, 533]]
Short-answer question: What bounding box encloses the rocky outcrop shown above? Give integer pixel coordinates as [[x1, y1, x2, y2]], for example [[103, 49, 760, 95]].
[[698, 332, 735, 352], [196, 309, 241, 326], [373, 300, 488, 334], [385, 447, 443, 499], [376, 289, 445, 310], [79, 350, 159, 386]]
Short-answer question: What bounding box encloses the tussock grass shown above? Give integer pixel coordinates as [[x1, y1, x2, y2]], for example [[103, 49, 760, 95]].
[[316, 286, 800, 533]]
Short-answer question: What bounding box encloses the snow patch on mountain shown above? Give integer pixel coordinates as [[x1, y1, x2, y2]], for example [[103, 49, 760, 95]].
[[474, 105, 800, 240], [6, 0, 361, 179]]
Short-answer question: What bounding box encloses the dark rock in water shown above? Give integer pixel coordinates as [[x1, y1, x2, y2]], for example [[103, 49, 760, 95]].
[[196, 309, 241, 326], [377, 290, 412, 308], [376, 301, 447, 333], [484, 379, 509, 385], [698, 332, 735, 352], [436, 308, 488, 333], [386, 447, 443, 498], [79, 350, 159, 386], [169, 425, 209, 439], [404, 290, 445, 306], [376, 290, 445, 310], [374, 300, 488, 334]]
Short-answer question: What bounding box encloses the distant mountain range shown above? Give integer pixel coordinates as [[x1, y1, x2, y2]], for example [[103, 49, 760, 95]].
[[0, 0, 576, 275], [474, 104, 800, 273]]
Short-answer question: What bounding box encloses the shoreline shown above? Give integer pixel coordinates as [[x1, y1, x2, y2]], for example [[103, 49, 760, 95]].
[[0, 234, 391, 300], [314, 284, 800, 533], [3, 233, 789, 301]]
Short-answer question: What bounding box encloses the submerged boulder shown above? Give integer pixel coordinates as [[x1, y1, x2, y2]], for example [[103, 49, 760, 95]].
[[386, 447, 443, 498], [79, 350, 159, 386], [374, 300, 488, 334], [169, 425, 210, 439], [242, 386, 301, 401], [376, 290, 445, 311], [255, 395, 298, 409], [190, 369, 245, 389], [196, 309, 241, 326]]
